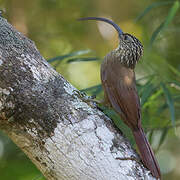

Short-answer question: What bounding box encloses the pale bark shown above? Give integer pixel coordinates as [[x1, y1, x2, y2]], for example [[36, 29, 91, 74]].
[[0, 17, 156, 180]]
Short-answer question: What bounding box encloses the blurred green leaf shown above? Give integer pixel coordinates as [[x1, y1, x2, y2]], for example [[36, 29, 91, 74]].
[[170, 81, 180, 87], [174, 95, 180, 101], [139, 76, 156, 106], [136, 74, 156, 92], [149, 22, 164, 46], [169, 81, 180, 92], [81, 84, 102, 95], [67, 57, 100, 63], [32, 174, 44, 180], [161, 83, 175, 126], [143, 89, 163, 108], [150, 1, 180, 46], [157, 128, 168, 150], [137, 74, 156, 82], [167, 64, 180, 77], [141, 84, 156, 106], [47, 49, 91, 63], [135, 1, 173, 22], [148, 129, 154, 145], [157, 103, 168, 115]]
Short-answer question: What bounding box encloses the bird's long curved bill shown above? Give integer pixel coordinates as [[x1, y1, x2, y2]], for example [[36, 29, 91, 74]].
[[78, 17, 123, 37]]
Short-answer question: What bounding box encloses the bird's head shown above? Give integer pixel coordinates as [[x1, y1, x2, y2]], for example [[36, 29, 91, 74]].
[[78, 17, 143, 69]]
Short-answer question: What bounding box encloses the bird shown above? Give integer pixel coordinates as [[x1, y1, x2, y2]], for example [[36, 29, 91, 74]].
[[78, 17, 161, 179]]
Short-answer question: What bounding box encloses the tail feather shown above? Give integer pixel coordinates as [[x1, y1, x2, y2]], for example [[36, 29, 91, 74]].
[[133, 127, 161, 179]]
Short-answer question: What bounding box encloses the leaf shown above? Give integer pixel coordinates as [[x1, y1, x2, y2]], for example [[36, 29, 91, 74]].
[[161, 83, 175, 126], [139, 76, 156, 106], [171, 81, 180, 87], [167, 63, 180, 77], [174, 95, 180, 101], [136, 74, 156, 92], [135, 1, 173, 22], [149, 1, 180, 46], [148, 130, 154, 145], [47, 49, 91, 63], [143, 89, 163, 108], [157, 103, 168, 115], [32, 174, 43, 180], [157, 128, 168, 150], [169, 80, 180, 92], [141, 84, 156, 106], [81, 84, 102, 95], [149, 22, 165, 46], [136, 74, 156, 83], [67, 57, 100, 63]]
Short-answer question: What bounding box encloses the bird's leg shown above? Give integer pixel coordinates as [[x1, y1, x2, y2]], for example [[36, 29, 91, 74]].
[[72, 90, 110, 109], [72, 90, 100, 108], [73, 90, 97, 102]]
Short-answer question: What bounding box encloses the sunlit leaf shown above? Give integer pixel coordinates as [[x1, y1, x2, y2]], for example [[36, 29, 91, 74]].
[[143, 89, 163, 108], [161, 83, 175, 126], [149, 89, 163, 101], [47, 49, 91, 63], [135, 1, 173, 22], [67, 57, 100, 63], [150, 1, 179, 46]]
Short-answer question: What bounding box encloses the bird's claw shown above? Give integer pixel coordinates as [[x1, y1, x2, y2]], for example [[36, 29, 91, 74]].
[[72, 90, 98, 108]]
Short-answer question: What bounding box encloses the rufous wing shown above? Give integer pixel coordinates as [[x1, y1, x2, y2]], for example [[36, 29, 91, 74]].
[[100, 53, 161, 179], [101, 53, 141, 129]]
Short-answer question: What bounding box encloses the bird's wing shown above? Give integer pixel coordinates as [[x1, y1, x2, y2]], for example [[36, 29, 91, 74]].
[[101, 55, 141, 129]]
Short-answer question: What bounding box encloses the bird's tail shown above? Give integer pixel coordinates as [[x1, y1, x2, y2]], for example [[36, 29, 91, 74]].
[[132, 127, 161, 179]]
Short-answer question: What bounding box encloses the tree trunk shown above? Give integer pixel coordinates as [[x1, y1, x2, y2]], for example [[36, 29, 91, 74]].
[[0, 16, 156, 180]]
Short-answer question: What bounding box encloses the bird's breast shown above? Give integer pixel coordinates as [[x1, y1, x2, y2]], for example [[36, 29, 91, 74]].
[[101, 52, 135, 88]]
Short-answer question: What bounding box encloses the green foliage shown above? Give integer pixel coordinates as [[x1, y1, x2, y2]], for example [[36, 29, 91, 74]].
[[135, 0, 180, 46], [47, 50, 92, 63], [0, 133, 45, 180], [49, 51, 180, 151], [161, 83, 175, 127], [81, 84, 102, 96], [48, 0, 180, 150], [1, 0, 180, 179], [157, 128, 168, 151], [135, 1, 173, 22], [149, 1, 180, 46]]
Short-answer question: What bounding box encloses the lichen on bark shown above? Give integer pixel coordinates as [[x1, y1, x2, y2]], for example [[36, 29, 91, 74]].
[[0, 16, 156, 180]]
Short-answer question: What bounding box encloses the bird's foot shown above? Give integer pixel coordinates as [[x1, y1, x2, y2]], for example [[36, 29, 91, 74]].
[[73, 90, 99, 108]]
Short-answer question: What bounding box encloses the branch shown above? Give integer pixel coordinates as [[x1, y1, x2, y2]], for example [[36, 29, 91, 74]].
[[0, 17, 156, 180]]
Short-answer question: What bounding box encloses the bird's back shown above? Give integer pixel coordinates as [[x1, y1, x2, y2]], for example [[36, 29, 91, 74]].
[[101, 52, 141, 130]]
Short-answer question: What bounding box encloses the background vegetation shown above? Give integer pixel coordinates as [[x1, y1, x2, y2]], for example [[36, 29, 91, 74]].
[[0, 0, 180, 179]]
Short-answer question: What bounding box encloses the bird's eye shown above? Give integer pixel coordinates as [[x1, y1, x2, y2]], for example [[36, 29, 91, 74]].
[[124, 35, 129, 40], [124, 35, 132, 41]]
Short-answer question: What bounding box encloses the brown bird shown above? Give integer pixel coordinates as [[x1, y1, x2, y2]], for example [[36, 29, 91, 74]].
[[79, 17, 161, 179]]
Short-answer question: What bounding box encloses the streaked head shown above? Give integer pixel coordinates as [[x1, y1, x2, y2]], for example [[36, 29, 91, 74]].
[[78, 17, 143, 68]]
